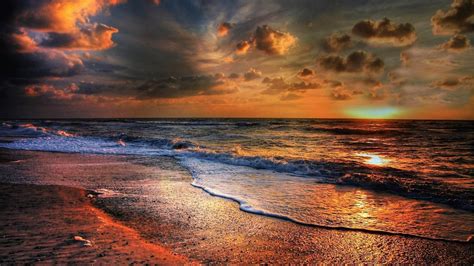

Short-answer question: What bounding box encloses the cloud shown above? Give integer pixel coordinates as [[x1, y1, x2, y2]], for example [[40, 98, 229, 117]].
[[4, 49, 84, 79], [217, 22, 234, 37], [228, 73, 240, 79], [16, 0, 125, 33], [367, 82, 386, 100], [431, 0, 474, 35], [244, 68, 262, 81], [440, 34, 472, 52], [317, 50, 384, 75], [235, 25, 297, 55], [40, 23, 119, 50], [0, 0, 125, 88], [11, 29, 37, 53], [15, 0, 124, 50], [433, 75, 474, 89], [321, 33, 352, 52], [136, 75, 238, 99], [262, 77, 319, 95], [298, 68, 314, 77], [24, 83, 80, 100], [236, 40, 252, 54], [352, 18, 417, 46], [254, 25, 297, 55], [400, 51, 411, 65]]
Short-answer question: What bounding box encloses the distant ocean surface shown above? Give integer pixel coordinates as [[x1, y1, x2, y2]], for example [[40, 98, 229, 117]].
[[0, 119, 473, 241]]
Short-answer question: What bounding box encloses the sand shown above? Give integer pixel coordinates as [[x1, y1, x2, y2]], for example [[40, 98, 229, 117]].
[[0, 149, 473, 264], [0, 182, 188, 264]]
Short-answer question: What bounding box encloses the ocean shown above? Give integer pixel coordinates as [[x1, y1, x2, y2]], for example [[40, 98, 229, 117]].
[[0, 118, 473, 242]]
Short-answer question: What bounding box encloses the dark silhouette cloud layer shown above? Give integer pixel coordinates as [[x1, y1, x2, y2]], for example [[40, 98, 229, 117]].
[[136, 75, 238, 99], [352, 18, 417, 46], [317, 51, 384, 75], [440, 34, 471, 52], [322, 33, 352, 52], [431, 0, 474, 35]]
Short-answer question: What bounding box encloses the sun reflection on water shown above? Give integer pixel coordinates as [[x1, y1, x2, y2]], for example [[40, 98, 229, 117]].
[[356, 153, 390, 166]]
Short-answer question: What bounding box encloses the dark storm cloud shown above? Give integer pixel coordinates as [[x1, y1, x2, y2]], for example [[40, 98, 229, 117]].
[[352, 18, 417, 46], [317, 51, 384, 75], [321, 33, 352, 53], [440, 34, 472, 51], [136, 75, 238, 99], [431, 0, 474, 35]]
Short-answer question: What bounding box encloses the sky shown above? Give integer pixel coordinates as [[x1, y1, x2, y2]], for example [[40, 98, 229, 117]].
[[0, 0, 473, 119]]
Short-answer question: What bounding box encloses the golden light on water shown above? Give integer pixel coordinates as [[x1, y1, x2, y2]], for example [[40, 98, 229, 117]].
[[344, 107, 402, 119], [357, 153, 390, 166]]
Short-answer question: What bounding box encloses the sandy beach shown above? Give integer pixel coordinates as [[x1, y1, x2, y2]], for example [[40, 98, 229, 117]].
[[0, 148, 472, 264], [0, 181, 188, 263]]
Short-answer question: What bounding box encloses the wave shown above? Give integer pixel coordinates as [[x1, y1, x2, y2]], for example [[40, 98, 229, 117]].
[[190, 177, 471, 243], [180, 148, 474, 211], [1, 123, 76, 138], [0, 124, 472, 212]]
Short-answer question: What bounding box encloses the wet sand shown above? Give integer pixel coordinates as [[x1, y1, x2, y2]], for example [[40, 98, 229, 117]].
[[0, 149, 473, 264], [0, 183, 188, 264]]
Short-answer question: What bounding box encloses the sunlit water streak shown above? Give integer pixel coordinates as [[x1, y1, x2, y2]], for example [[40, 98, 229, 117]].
[[0, 119, 473, 241]]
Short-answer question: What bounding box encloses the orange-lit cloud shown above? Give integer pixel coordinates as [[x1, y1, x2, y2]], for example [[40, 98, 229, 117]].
[[17, 0, 125, 50], [431, 0, 474, 35], [217, 22, 234, 37], [352, 18, 417, 46], [25, 83, 80, 100], [41, 23, 119, 50], [236, 40, 251, 54], [254, 25, 297, 55], [236, 25, 297, 55], [11, 29, 37, 53], [440, 34, 471, 52], [18, 0, 126, 33]]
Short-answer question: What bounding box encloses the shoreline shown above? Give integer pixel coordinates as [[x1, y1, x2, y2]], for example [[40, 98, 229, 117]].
[[0, 148, 473, 264]]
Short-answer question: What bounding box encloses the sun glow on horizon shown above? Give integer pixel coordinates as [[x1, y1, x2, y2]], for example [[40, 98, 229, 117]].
[[344, 107, 402, 119]]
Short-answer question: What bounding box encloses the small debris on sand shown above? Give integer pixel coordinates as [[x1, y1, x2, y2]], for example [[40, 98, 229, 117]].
[[73, 236, 92, 247]]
